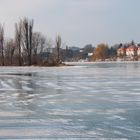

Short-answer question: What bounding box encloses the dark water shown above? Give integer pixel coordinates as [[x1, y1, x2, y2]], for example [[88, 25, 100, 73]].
[[0, 62, 139, 139]]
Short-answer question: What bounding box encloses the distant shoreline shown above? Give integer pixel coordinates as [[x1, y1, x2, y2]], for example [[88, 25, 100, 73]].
[[65, 60, 140, 65], [0, 61, 139, 67]]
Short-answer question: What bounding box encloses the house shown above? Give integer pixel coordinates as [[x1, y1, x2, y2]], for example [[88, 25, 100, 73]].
[[126, 45, 138, 57], [137, 47, 140, 56], [117, 47, 126, 57], [68, 46, 80, 53]]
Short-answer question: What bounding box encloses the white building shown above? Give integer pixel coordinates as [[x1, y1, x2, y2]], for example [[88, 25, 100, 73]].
[[137, 47, 140, 56], [126, 45, 137, 56]]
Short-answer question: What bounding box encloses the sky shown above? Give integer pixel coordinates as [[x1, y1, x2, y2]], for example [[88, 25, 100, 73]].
[[0, 0, 140, 47]]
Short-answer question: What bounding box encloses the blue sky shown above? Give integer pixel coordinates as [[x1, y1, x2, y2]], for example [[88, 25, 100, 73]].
[[0, 0, 140, 47]]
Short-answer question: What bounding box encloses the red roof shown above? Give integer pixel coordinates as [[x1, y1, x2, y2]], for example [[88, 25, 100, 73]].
[[126, 45, 137, 51]]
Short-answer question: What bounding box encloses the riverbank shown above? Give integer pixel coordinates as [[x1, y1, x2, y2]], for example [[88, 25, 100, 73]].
[[65, 60, 140, 66]]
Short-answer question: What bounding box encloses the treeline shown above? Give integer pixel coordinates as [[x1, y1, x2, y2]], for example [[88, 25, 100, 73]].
[[0, 18, 61, 66], [92, 41, 140, 61]]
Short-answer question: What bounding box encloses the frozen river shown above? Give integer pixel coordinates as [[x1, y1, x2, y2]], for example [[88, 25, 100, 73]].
[[0, 62, 139, 139]]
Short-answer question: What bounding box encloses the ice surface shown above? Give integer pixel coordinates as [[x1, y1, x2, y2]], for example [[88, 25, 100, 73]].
[[0, 63, 139, 139]]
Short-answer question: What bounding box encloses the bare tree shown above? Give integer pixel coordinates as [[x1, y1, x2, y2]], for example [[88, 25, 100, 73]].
[[0, 24, 4, 66], [32, 32, 40, 56], [32, 32, 46, 64], [55, 35, 61, 63], [15, 20, 22, 66], [39, 34, 46, 54], [5, 39, 15, 65], [45, 37, 53, 52], [32, 32, 41, 64], [22, 18, 34, 65], [32, 32, 46, 55]]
